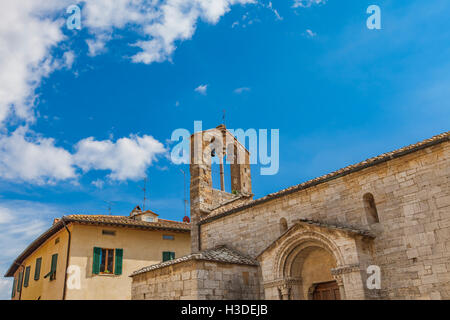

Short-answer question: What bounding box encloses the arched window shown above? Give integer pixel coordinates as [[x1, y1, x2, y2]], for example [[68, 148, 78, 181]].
[[280, 218, 288, 234], [363, 193, 379, 224]]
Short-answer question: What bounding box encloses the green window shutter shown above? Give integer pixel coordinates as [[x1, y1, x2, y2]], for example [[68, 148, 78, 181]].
[[162, 251, 175, 262], [24, 266, 31, 288], [34, 257, 42, 280], [51, 254, 58, 272], [162, 251, 169, 262], [114, 249, 123, 275], [11, 278, 16, 298], [17, 271, 23, 292], [92, 247, 101, 274]]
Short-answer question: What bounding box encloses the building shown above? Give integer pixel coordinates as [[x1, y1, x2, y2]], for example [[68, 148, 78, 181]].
[[6, 207, 190, 300], [131, 125, 450, 300]]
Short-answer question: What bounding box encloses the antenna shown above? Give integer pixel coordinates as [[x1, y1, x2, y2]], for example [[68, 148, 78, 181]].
[[103, 201, 114, 215], [140, 177, 148, 211], [222, 109, 226, 126], [179, 168, 188, 220]]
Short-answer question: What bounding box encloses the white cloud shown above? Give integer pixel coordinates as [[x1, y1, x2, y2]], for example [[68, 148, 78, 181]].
[[292, 0, 326, 8], [267, 2, 283, 20], [195, 84, 208, 95], [91, 179, 105, 189], [81, 0, 256, 64], [74, 135, 166, 181], [0, 0, 255, 128], [234, 87, 251, 94], [0, 127, 166, 184], [0, 127, 76, 185], [304, 29, 317, 37], [0, 0, 72, 127], [86, 33, 112, 57]]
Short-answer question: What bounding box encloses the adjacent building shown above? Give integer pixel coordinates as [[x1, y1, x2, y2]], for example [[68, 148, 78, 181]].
[[6, 207, 190, 300]]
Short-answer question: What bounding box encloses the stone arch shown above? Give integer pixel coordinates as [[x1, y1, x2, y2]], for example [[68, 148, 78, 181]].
[[273, 229, 346, 300], [274, 230, 345, 278]]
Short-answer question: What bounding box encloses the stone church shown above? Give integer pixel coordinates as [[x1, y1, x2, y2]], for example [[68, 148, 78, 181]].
[[131, 125, 450, 300]]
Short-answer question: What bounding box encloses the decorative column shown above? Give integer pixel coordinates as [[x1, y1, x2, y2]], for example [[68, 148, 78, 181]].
[[331, 264, 362, 300], [264, 277, 302, 300]]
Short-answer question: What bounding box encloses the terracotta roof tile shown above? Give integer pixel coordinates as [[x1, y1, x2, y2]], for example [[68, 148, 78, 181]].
[[131, 245, 258, 276], [64, 214, 190, 231]]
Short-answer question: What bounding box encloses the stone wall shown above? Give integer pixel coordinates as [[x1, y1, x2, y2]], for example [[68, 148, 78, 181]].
[[131, 260, 260, 300], [199, 141, 450, 299]]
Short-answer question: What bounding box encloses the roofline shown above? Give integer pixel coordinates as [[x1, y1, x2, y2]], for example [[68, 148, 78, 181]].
[[5, 219, 67, 277], [200, 131, 450, 225], [5, 216, 190, 277], [131, 245, 258, 277]]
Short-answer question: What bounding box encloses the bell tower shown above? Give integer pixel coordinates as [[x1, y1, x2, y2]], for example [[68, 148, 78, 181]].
[[189, 124, 252, 252]]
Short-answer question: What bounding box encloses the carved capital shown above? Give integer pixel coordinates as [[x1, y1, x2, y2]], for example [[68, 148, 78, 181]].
[[263, 277, 302, 289], [331, 264, 360, 276], [332, 274, 344, 286]]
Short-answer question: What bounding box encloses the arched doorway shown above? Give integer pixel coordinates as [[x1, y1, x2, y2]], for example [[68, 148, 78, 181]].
[[259, 222, 371, 300], [288, 245, 339, 300]]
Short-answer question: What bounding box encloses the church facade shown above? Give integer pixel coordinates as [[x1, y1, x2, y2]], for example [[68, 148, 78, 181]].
[[131, 126, 450, 300]]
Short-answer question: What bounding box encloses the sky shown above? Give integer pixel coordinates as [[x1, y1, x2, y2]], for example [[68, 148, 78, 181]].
[[0, 0, 449, 299]]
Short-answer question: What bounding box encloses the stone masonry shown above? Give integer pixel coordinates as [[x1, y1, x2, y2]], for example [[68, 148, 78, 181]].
[[132, 128, 450, 300]]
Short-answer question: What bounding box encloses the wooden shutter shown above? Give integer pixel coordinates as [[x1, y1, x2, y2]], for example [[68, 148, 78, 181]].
[[34, 257, 42, 280], [17, 271, 23, 292], [11, 278, 16, 298], [114, 249, 123, 275], [50, 254, 58, 280], [170, 252, 175, 260], [24, 266, 31, 287], [162, 251, 170, 262], [92, 247, 101, 274]]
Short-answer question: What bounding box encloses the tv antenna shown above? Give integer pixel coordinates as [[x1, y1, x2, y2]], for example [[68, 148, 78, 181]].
[[140, 177, 148, 211], [103, 201, 115, 215], [179, 168, 188, 219], [222, 109, 226, 126]]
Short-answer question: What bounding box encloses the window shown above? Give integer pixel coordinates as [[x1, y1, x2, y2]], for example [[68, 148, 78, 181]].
[[142, 216, 154, 222], [44, 254, 58, 281], [100, 249, 114, 274], [34, 257, 42, 281], [279, 218, 288, 234], [102, 230, 116, 236], [55, 237, 60, 244], [162, 251, 175, 262], [163, 235, 174, 240], [24, 266, 31, 288], [363, 193, 380, 225], [92, 247, 123, 275]]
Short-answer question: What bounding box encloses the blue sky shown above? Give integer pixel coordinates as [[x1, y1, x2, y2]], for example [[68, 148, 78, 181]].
[[0, 0, 449, 299]]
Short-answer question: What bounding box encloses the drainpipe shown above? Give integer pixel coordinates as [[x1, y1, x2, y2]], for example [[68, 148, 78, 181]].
[[61, 217, 72, 300]]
